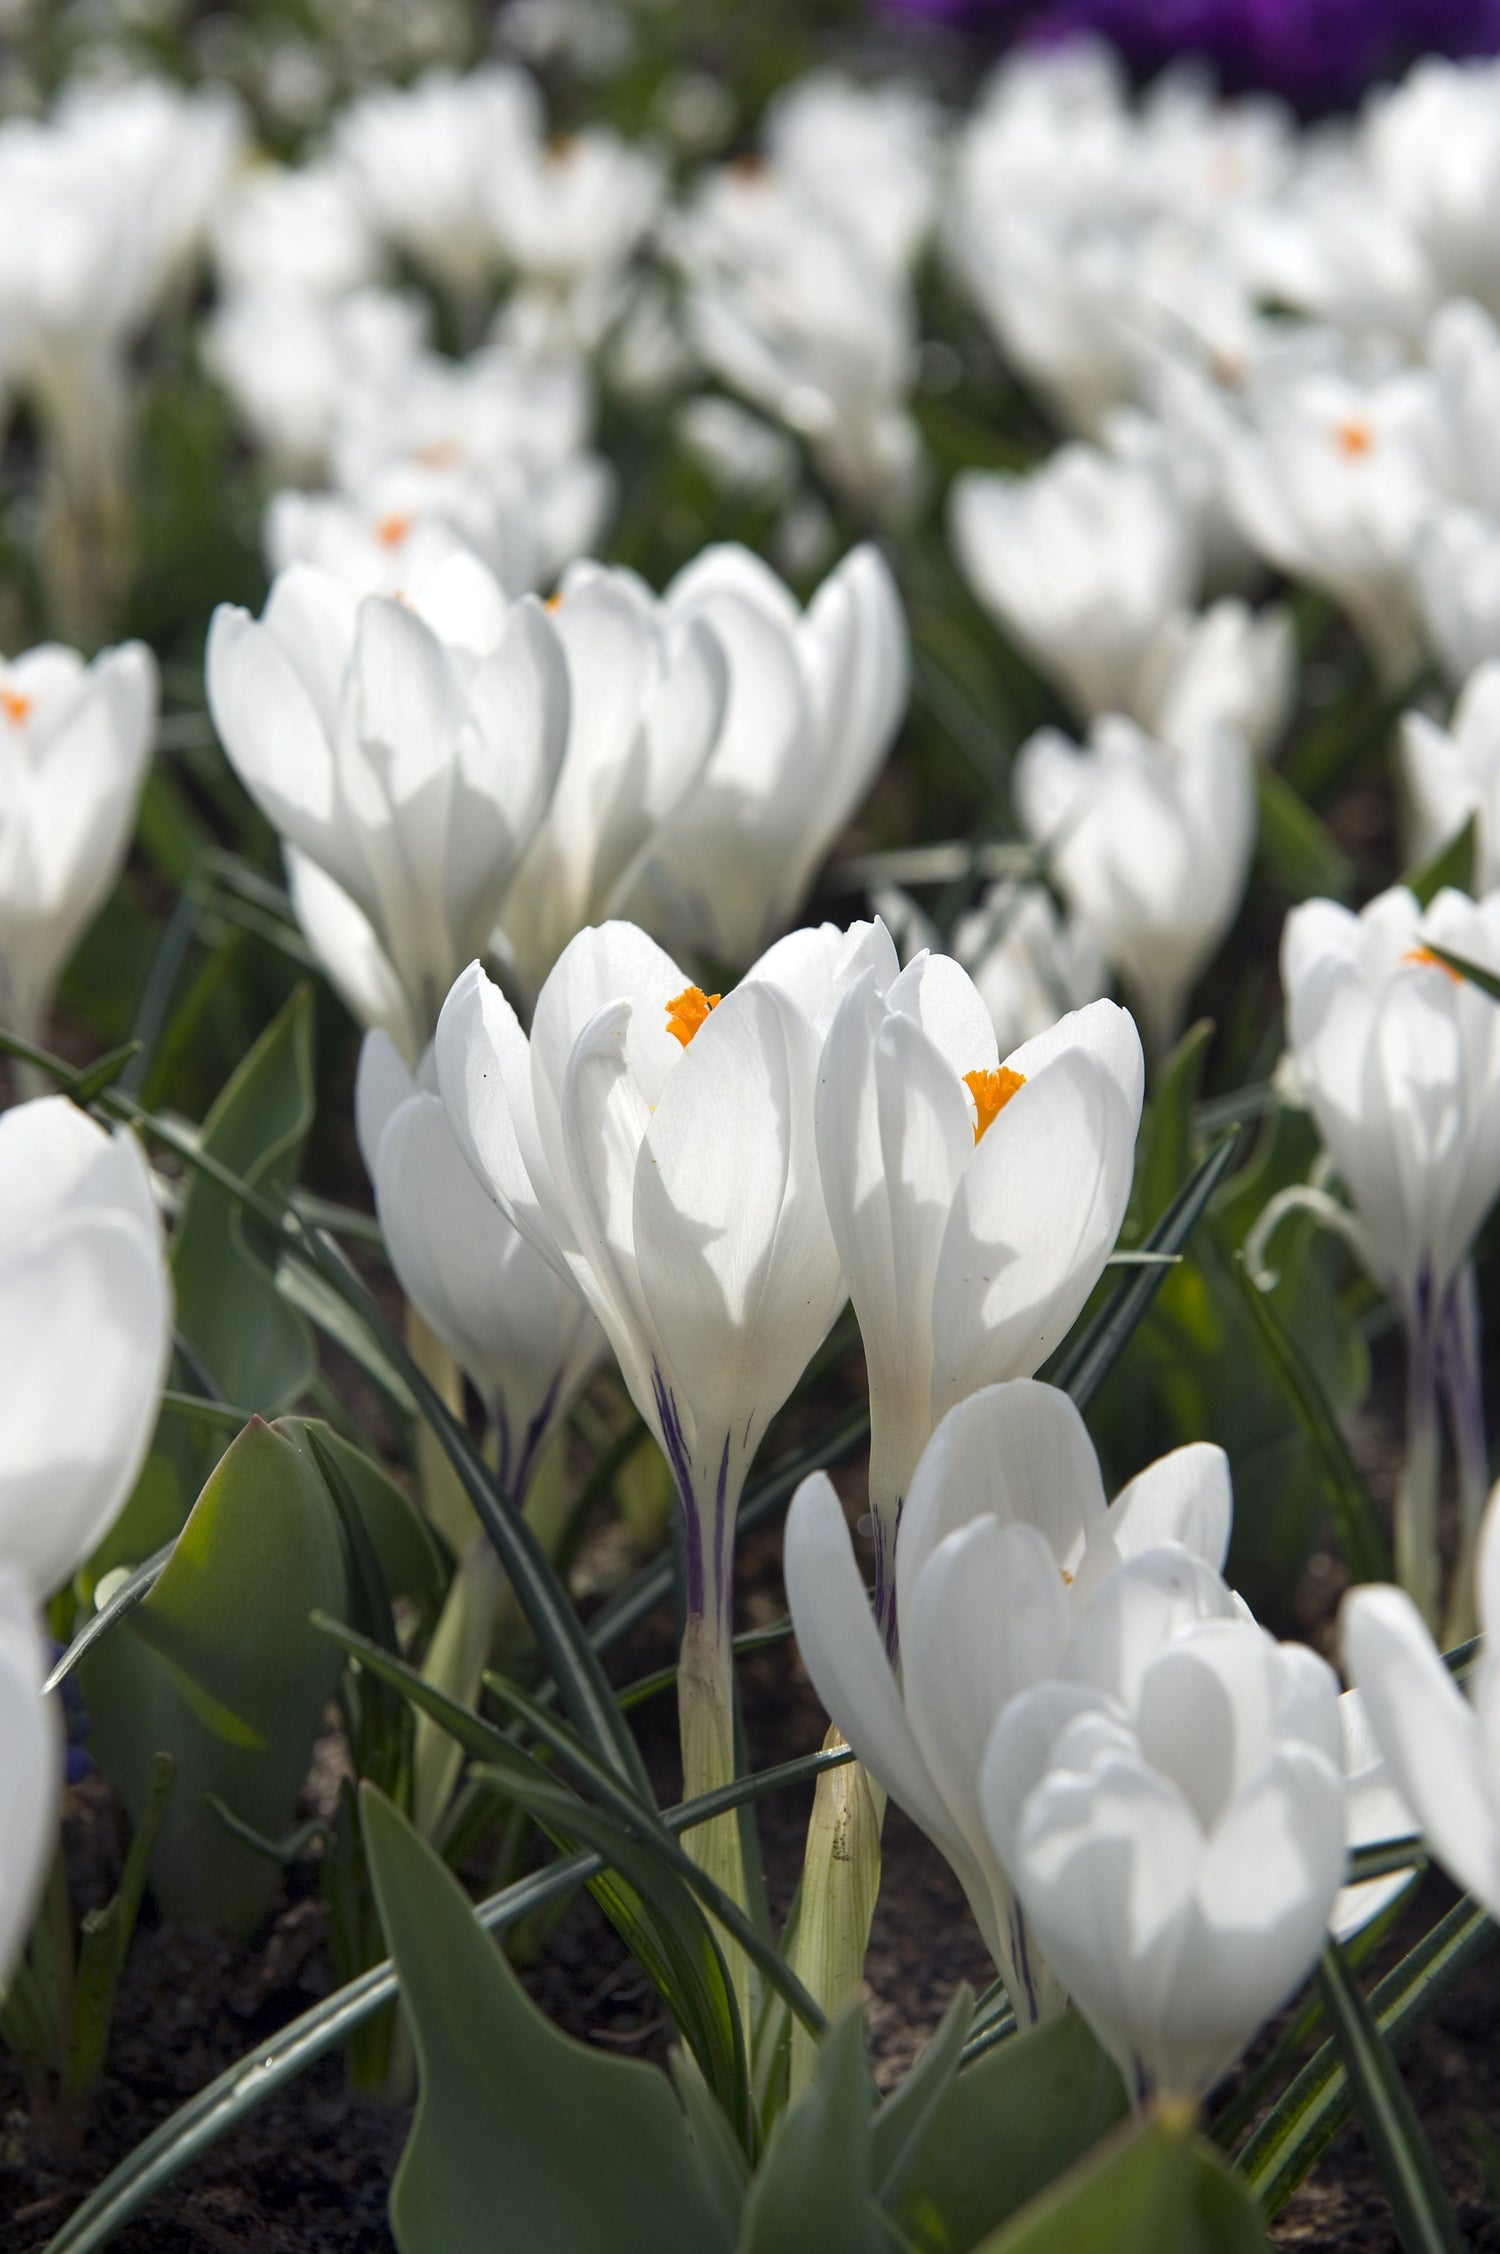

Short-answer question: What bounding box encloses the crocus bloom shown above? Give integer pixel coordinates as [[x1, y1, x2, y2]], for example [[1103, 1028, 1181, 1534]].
[[1401, 663, 1500, 887], [436, 920, 878, 1872], [785, 1379, 1238, 2022], [206, 552, 568, 1061], [1279, 886, 1500, 1625], [949, 880, 1108, 1057], [0, 1570, 59, 1986], [815, 952, 1142, 1632], [984, 1614, 1345, 2102], [1014, 713, 1257, 1059], [761, 74, 941, 276], [629, 545, 907, 966], [1134, 599, 1296, 765], [501, 563, 728, 991], [211, 159, 378, 301], [264, 471, 540, 604], [203, 287, 428, 480], [357, 1034, 602, 1502], [950, 446, 1199, 720], [0, 1098, 171, 1598], [0, 639, 157, 1048], [1343, 1477, 1500, 1922]]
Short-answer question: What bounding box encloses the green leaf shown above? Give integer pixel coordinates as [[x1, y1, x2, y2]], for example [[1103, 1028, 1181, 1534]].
[[1426, 941, 1500, 1003], [736, 2009, 883, 2254], [1255, 766, 1354, 902], [170, 985, 316, 1415], [1314, 1942, 1465, 2253], [1134, 1020, 1215, 1234], [895, 2007, 1126, 2252], [973, 2108, 1271, 2254], [38, 1745, 855, 2254], [281, 1419, 447, 1613], [1404, 812, 1477, 909], [1230, 1253, 1390, 1584], [870, 1985, 973, 2207], [81, 1418, 347, 1931], [64, 1753, 175, 2096], [362, 1786, 734, 2254], [1047, 1132, 1240, 1410], [1239, 1896, 1496, 2215]]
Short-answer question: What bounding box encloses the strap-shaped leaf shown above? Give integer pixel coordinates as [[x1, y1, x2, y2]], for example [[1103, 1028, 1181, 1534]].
[[971, 2105, 1271, 2253], [40, 1744, 853, 2254], [1315, 1941, 1465, 2254]]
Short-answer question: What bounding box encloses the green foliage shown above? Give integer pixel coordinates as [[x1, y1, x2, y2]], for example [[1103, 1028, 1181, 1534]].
[[736, 2009, 885, 2254], [970, 2108, 1272, 2254], [81, 1418, 346, 1930], [1404, 813, 1478, 908], [170, 983, 317, 1417], [362, 1785, 735, 2254]]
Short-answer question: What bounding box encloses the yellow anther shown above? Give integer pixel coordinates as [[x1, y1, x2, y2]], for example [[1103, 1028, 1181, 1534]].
[[964, 1066, 1026, 1143], [1334, 417, 1375, 459], [1403, 946, 1462, 982], [0, 688, 33, 727], [666, 985, 721, 1047], [545, 591, 564, 613], [374, 512, 411, 549]]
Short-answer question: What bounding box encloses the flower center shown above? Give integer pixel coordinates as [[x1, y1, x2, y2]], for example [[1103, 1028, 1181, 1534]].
[[374, 512, 412, 549], [666, 985, 721, 1046], [1403, 946, 1462, 982], [964, 1066, 1026, 1142], [1334, 416, 1374, 459], [413, 439, 462, 470], [0, 688, 33, 727]]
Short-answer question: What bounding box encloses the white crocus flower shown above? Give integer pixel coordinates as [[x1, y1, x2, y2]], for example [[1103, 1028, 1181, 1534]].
[[488, 128, 664, 359], [501, 564, 728, 990], [1278, 886, 1500, 1626], [1015, 714, 1257, 1060], [265, 469, 540, 603], [436, 918, 878, 1882], [211, 159, 378, 300], [785, 1379, 1237, 2023], [1134, 599, 1296, 764], [0, 640, 157, 1049], [0, 1098, 171, 1598], [1414, 506, 1500, 687], [1402, 665, 1500, 887], [950, 446, 1199, 720], [203, 287, 428, 480], [984, 1613, 1345, 2102], [206, 552, 568, 1061], [0, 1571, 59, 1986], [1343, 1478, 1500, 1922], [356, 1034, 601, 1501], [950, 881, 1109, 1058], [334, 67, 540, 313], [816, 952, 1142, 1628], [1364, 60, 1500, 315], [761, 73, 941, 276], [1221, 352, 1435, 684], [630, 544, 907, 967], [674, 167, 922, 512]]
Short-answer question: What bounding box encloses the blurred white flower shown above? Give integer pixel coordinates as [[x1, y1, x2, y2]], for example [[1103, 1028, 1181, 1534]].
[[1364, 59, 1500, 316], [206, 553, 568, 1058], [211, 158, 378, 300], [203, 286, 428, 479], [950, 446, 1199, 719], [501, 562, 727, 988], [334, 66, 540, 307], [0, 639, 157, 1046], [487, 127, 664, 358], [265, 466, 540, 601], [762, 73, 941, 276], [1414, 506, 1500, 685], [1015, 714, 1257, 1055], [356, 1033, 601, 1498], [785, 1378, 1237, 2023], [0, 1097, 172, 1598], [950, 880, 1109, 1056], [630, 544, 907, 966], [1401, 665, 1500, 886], [1134, 598, 1296, 763]]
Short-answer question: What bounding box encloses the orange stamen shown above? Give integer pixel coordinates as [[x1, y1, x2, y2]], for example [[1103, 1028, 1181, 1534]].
[[374, 512, 411, 549], [1403, 946, 1462, 982], [666, 985, 721, 1047], [1334, 417, 1374, 459], [545, 591, 564, 612], [965, 1065, 1026, 1143], [0, 688, 33, 727], [413, 439, 462, 470]]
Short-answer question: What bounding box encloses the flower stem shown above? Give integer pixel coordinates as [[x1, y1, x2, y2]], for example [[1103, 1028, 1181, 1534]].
[[1396, 1279, 1442, 1631], [1439, 1264, 1490, 1645]]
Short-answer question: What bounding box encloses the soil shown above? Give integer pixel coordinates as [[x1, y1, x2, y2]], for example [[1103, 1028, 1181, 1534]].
[[3, 1366, 1498, 2249]]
